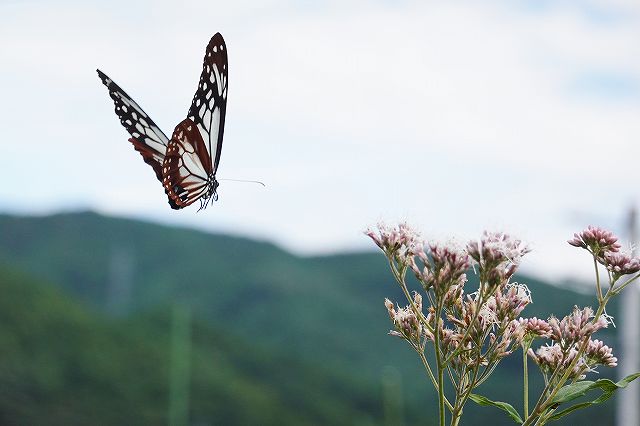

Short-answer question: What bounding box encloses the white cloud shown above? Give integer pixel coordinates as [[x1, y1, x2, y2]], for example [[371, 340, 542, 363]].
[[1, 0, 639, 282]]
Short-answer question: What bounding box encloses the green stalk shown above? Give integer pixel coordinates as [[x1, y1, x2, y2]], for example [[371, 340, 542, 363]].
[[389, 260, 431, 328], [433, 301, 446, 426], [593, 256, 603, 302], [417, 349, 454, 411], [388, 256, 454, 415], [451, 360, 481, 425], [450, 413, 461, 426], [611, 272, 640, 295], [523, 341, 530, 418]]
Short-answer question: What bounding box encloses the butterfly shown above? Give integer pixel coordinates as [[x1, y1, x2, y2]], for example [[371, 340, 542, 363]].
[[98, 32, 228, 210]]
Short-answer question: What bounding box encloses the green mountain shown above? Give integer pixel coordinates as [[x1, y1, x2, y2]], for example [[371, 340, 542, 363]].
[[0, 265, 378, 425], [0, 211, 622, 424]]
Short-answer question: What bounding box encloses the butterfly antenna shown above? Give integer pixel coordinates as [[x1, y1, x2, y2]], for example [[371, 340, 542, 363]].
[[218, 178, 266, 187]]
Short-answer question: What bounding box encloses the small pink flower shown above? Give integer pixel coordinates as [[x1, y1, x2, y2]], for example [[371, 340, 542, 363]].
[[568, 226, 621, 256], [493, 320, 527, 358], [467, 232, 530, 291], [492, 283, 531, 321], [603, 251, 640, 277], [415, 244, 470, 295], [442, 282, 465, 309], [529, 344, 587, 380], [467, 231, 530, 266], [366, 222, 422, 264], [528, 344, 563, 370], [519, 317, 553, 338], [549, 307, 609, 348], [585, 339, 617, 367], [384, 298, 423, 343], [384, 298, 395, 319]]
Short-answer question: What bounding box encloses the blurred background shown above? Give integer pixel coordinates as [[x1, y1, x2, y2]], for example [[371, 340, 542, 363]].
[[1, 0, 639, 424]]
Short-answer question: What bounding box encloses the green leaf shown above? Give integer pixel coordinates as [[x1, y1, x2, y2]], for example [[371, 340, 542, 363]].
[[550, 381, 595, 405], [547, 373, 640, 421], [545, 401, 593, 420], [469, 393, 523, 423]]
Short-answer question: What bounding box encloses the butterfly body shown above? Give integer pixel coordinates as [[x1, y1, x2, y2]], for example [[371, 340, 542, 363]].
[[98, 33, 228, 210]]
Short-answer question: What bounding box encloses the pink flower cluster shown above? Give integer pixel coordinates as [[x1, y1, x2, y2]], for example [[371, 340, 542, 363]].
[[370, 224, 623, 387], [549, 307, 609, 349], [585, 339, 617, 368], [488, 283, 531, 322], [467, 231, 530, 267], [467, 232, 530, 290], [568, 226, 621, 255], [411, 243, 470, 295], [604, 251, 640, 277], [365, 222, 422, 264], [528, 345, 588, 380], [385, 293, 424, 344], [568, 226, 640, 277], [527, 307, 615, 379], [528, 337, 617, 380], [519, 317, 553, 339], [429, 283, 533, 366]]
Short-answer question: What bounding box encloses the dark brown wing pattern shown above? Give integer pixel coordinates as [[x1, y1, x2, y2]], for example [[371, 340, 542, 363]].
[[162, 119, 214, 209]]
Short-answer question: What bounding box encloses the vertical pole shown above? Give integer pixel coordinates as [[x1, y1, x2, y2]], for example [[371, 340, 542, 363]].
[[107, 245, 133, 316], [168, 304, 191, 426], [382, 366, 404, 426], [616, 206, 639, 426]]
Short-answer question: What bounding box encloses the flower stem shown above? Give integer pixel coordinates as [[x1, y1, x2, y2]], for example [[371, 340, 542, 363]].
[[433, 300, 447, 426], [451, 360, 481, 425], [593, 256, 602, 302], [417, 349, 454, 411], [612, 272, 640, 295], [389, 259, 431, 327], [388, 257, 454, 417], [523, 342, 530, 419]]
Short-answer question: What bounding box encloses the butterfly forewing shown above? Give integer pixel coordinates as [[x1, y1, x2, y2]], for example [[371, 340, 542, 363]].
[[162, 119, 213, 209], [97, 69, 170, 182], [187, 32, 228, 173]]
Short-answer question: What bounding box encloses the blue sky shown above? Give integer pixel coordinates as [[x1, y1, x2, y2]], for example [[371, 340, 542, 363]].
[[1, 0, 639, 282]]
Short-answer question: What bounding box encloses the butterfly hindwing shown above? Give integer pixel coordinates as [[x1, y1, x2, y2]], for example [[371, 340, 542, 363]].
[[187, 32, 228, 174], [162, 118, 213, 209], [97, 69, 170, 182]]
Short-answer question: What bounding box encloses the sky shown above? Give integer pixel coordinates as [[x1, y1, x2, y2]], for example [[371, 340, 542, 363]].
[[1, 0, 639, 283]]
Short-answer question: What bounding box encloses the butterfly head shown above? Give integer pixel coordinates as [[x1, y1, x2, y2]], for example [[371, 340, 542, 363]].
[[208, 176, 220, 201], [197, 175, 219, 211]]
